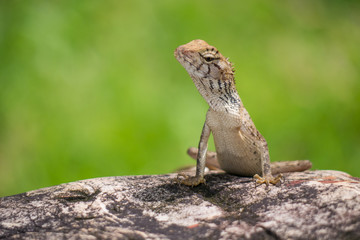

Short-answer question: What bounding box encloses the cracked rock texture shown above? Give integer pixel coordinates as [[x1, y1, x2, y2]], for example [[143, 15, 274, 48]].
[[0, 170, 360, 239]]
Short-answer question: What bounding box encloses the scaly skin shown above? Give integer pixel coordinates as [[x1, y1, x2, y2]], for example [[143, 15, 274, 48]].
[[174, 39, 311, 186]]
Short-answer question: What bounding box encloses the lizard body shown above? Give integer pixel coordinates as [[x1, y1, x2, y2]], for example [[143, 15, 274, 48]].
[[174, 39, 312, 186]]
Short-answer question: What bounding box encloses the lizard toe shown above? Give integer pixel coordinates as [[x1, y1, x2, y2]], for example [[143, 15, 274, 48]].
[[253, 173, 282, 186], [175, 174, 205, 187]]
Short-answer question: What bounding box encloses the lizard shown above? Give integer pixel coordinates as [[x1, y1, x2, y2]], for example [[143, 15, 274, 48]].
[[174, 39, 312, 186]]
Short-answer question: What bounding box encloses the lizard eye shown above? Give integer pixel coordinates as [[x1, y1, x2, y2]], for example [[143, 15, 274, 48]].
[[199, 51, 219, 63], [204, 56, 214, 62]]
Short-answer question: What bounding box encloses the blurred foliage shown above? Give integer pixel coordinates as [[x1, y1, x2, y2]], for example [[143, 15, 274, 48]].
[[0, 0, 359, 197]]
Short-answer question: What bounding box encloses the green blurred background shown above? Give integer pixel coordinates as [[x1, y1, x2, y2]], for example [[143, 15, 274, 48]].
[[1, 0, 359, 197]]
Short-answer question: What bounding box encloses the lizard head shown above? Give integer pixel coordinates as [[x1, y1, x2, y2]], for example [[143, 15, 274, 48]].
[[174, 40, 241, 114], [174, 39, 234, 82]]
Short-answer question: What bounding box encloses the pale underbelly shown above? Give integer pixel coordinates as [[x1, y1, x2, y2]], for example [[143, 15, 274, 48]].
[[213, 132, 263, 176]]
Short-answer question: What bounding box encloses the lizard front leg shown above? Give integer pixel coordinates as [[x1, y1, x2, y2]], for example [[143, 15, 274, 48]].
[[177, 122, 211, 186], [253, 142, 283, 186]]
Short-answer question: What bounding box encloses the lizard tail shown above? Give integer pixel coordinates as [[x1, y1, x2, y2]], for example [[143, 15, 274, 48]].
[[187, 147, 312, 175], [270, 160, 312, 175]]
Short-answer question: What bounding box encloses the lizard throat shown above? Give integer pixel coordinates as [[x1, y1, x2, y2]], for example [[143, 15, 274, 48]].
[[193, 76, 242, 115]]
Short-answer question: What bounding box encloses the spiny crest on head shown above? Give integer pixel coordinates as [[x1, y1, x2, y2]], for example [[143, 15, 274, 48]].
[[224, 57, 236, 84], [226, 58, 235, 71]]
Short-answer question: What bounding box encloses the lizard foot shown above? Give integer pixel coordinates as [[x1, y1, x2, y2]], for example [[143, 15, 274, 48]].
[[175, 174, 205, 187], [253, 173, 283, 186]]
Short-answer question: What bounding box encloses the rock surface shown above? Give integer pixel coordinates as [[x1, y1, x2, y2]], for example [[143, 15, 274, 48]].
[[0, 170, 360, 239]]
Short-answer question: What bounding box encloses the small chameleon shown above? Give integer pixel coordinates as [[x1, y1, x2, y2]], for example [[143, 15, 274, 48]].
[[174, 39, 312, 186]]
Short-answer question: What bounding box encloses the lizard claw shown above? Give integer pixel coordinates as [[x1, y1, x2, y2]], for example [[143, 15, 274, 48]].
[[175, 173, 205, 187], [253, 173, 283, 186]]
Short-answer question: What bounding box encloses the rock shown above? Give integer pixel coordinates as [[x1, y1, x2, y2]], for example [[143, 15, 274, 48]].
[[0, 170, 359, 239]]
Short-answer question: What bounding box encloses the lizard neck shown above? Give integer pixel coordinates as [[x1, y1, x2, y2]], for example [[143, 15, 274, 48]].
[[192, 74, 242, 116]]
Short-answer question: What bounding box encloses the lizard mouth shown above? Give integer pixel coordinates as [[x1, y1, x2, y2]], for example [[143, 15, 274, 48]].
[[174, 39, 210, 64], [174, 47, 195, 68], [174, 45, 187, 62], [173, 46, 182, 61]]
